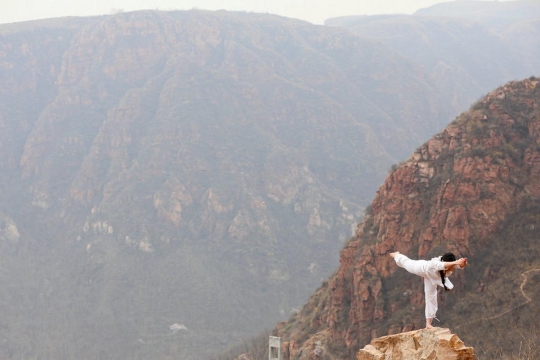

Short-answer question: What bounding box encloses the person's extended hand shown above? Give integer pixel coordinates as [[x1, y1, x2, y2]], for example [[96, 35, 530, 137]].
[[458, 258, 467, 268]]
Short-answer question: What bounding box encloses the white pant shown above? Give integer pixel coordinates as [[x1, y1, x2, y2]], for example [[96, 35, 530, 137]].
[[394, 254, 439, 319]]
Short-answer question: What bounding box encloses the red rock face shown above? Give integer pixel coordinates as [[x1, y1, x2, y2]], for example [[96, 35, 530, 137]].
[[276, 78, 540, 358]]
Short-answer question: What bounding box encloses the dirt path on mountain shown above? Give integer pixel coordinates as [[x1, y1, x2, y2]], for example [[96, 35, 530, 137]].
[[454, 268, 540, 329]]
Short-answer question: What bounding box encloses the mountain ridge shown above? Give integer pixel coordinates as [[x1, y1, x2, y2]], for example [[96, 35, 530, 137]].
[[0, 10, 446, 359], [273, 77, 540, 359], [1, 7, 539, 359]]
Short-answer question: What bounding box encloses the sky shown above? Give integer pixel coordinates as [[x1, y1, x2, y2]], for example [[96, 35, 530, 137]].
[[0, 0, 508, 25]]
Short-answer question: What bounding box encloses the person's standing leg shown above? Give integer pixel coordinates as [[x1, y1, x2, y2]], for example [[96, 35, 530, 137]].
[[424, 278, 438, 329], [391, 252, 437, 328]]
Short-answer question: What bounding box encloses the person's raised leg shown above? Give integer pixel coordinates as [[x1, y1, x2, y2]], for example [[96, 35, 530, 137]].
[[390, 251, 400, 258]]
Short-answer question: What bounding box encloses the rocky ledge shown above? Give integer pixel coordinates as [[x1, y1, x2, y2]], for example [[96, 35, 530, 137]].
[[357, 327, 474, 360]]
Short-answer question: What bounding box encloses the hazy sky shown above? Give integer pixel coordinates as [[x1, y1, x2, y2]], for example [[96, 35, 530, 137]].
[[0, 0, 509, 25]]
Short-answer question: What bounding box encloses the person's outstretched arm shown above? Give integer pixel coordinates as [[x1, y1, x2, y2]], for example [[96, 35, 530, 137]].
[[443, 258, 467, 269]]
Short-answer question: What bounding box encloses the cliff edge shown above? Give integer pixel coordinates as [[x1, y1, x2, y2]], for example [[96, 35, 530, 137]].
[[357, 328, 474, 360], [275, 77, 540, 359]]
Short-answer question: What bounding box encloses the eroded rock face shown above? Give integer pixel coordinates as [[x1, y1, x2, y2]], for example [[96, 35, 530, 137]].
[[357, 328, 474, 360], [0, 213, 21, 244], [0, 10, 447, 360], [276, 78, 540, 359]]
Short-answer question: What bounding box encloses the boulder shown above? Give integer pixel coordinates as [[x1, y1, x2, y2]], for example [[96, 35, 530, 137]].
[[357, 327, 474, 360]]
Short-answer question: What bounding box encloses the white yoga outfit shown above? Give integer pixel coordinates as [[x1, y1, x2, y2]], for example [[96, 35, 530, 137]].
[[393, 254, 453, 319]]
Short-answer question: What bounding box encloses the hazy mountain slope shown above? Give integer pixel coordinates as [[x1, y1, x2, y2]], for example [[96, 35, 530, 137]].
[[0, 10, 451, 359], [274, 77, 540, 359], [0, 19, 91, 188], [326, 13, 536, 121], [413, 0, 540, 78], [503, 18, 540, 72], [415, 0, 540, 31]]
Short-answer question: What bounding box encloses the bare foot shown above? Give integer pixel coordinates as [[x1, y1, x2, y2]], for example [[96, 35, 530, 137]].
[[425, 318, 434, 329], [390, 251, 400, 259]]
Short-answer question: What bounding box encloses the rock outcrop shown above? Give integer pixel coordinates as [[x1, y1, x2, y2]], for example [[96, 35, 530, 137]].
[[357, 328, 474, 360]]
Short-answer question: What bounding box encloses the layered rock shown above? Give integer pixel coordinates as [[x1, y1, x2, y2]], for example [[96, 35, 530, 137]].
[[357, 328, 474, 360], [275, 78, 540, 358], [2, 8, 540, 360], [0, 10, 449, 360]]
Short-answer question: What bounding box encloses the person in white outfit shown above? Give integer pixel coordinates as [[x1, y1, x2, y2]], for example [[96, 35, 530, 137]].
[[390, 251, 467, 329]]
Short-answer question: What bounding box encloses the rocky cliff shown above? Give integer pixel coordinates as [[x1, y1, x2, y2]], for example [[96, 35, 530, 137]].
[[0, 10, 450, 360], [2, 8, 540, 360], [275, 78, 540, 359]]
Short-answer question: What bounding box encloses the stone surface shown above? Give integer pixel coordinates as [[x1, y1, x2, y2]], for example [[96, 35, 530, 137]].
[[357, 328, 475, 360]]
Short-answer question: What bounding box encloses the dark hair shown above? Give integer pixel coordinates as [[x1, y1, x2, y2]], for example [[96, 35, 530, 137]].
[[440, 253, 456, 291]]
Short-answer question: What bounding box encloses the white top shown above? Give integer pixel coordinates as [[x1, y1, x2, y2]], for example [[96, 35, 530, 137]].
[[398, 255, 454, 289], [425, 256, 453, 290], [393, 253, 455, 318]]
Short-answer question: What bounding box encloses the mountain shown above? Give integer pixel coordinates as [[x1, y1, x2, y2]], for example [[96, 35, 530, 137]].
[[325, 1, 540, 119], [0, 10, 453, 359], [273, 77, 540, 359], [415, 0, 540, 31], [2, 5, 539, 358], [415, 0, 540, 73]]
